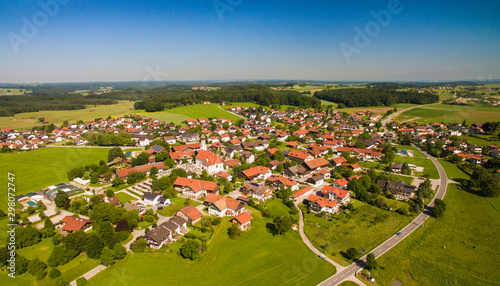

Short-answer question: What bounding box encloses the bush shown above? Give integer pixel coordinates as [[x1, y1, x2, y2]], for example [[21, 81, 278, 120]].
[[49, 268, 61, 279], [76, 277, 87, 286], [227, 224, 241, 239], [432, 199, 446, 218], [130, 238, 148, 253], [345, 247, 360, 260]]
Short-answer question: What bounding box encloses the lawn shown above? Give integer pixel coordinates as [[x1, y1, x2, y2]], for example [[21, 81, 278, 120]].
[[265, 199, 298, 220], [139, 104, 242, 125], [339, 282, 360, 286], [0, 100, 136, 130], [387, 174, 414, 185], [393, 155, 439, 179], [304, 200, 414, 266], [396, 104, 500, 124], [0, 147, 110, 208], [371, 184, 500, 286], [115, 191, 137, 203], [156, 197, 202, 217], [437, 159, 471, 181], [395, 145, 426, 158], [89, 212, 336, 285]]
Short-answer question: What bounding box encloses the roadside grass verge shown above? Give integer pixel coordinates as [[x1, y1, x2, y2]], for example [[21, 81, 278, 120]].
[[371, 184, 500, 286]]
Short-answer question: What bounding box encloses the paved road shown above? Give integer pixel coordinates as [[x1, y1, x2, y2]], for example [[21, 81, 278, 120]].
[[69, 264, 107, 286], [317, 146, 449, 285], [218, 104, 246, 119], [296, 205, 346, 272]]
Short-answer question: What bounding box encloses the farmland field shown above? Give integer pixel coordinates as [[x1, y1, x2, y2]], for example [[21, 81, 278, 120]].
[[0, 88, 31, 95], [396, 104, 500, 124], [337, 103, 417, 114], [0, 100, 136, 130], [371, 184, 500, 286], [138, 104, 242, 125], [0, 147, 110, 209], [90, 212, 336, 285], [304, 199, 414, 266], [458, 135, 500, 147]]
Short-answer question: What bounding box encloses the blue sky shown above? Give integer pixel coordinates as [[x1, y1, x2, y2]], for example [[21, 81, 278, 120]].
[[0, 0, 499, 83]]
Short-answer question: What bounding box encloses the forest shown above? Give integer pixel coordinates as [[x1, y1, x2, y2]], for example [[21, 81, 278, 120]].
[[133, 85, 323, 112], [313, 88, 439, 107]]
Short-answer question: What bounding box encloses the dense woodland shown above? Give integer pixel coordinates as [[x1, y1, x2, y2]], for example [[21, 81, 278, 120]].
[[133, 85, 323, 112], [313, 88, 439, 107]]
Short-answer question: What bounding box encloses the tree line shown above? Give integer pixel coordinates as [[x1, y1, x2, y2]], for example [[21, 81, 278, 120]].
[[133, 85, 322, 112], [313, 88, 439, 108]]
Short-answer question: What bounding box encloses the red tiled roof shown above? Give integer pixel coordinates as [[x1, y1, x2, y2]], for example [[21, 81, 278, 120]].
[[61, 216, 92, 232], [233, 212, 253, 225], [179, 205, 203, 221]]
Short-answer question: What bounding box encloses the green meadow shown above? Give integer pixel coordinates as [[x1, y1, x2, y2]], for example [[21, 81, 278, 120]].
[[371, 184, 500, 286], [396, 104, 500, 124], [90, 212, 336, 285], [138, 104, 243, 125], [0, 101, 136, 130], [0, 147, 110, 210], [304, 199, 414, 266]]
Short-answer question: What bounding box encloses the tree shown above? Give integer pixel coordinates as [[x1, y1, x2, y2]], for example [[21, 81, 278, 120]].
[[90, 173, 100, 184], [228, 224, 241, 239], [49, 268, 61, 279], [100, 247, 115, 266], [85, 233, 104, 259], [180, 239, 200, 260], [365, 253, 378, 270], [28, 258, 48, 280], [76, 277, 88, 286], [108, 147, 125, 162], [54, 191, 69, 208], [273, 150, 285, 162], [48, 244, 79, 267], [273, 216, 294, 236], [130, 238, 147, 253], [149, 166, 158, 178], [111, 177, 124, 188], [345, 247, 360, 260], [113, 244, 127, 260], [132, 152, 149, 166], [43, 217, 56, 237], [432, 199, 446, 218]]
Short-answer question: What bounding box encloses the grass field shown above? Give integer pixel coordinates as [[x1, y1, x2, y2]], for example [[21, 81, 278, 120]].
[[458, 135, 500, 147], [338, 103, 417, 114], [488, 198, 500, 213], [393, 155, 439, 179], [0, 101, 136, 130], [89, 212, 336, 285], [139, 104, 243, 125], [437, 159, 471, 181], [371, 184, 500, 286], [395, 145, 426, 158], [0, 237, 100, 286], [387, 174, 414, 185], [304, 200, 414, 266], [339, 282, 360, 286], [0, 147, 110, 209], [0, 88, 31, 95], [396, 104, 500, 124], [115, 191, 137, 203]]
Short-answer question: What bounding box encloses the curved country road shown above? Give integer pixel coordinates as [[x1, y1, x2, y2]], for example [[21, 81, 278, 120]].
[[381, 103, 437, 131], [316, 145, 449, 285]]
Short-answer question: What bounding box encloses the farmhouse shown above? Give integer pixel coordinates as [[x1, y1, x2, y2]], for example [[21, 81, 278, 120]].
[[304, 194, 339, 214], [241, 181, 272, 202], [232, 213, 253, 231], [241, 166, 272, 180], [195, 150, 224, 174], [204, 194, 245, 217], [174, 177, 219, 199], [58, 216, 93, 233], [144, 216, 188, 249], [377, 180, 416, 200], [177, 205, 204, 225]]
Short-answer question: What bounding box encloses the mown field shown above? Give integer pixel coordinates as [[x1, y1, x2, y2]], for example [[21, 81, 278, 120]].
[[371, 184, 500, 286], [0, 101, 136, 130], [0, 147, 110, 209], [138, 104, 242, 125], [458, 135, 500, 147], [304, 200, 414, 266], [0, 237, 100, 286], [89, 212, 336, 285], [437, 159, 471, 181], [396, 104, 500, 124]]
